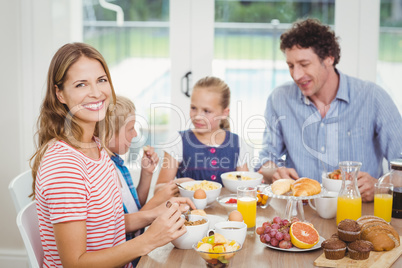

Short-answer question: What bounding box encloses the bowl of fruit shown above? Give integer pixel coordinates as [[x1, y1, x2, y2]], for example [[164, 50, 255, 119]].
[[193, 233, 242, 268], [322, 170, 342, 192]]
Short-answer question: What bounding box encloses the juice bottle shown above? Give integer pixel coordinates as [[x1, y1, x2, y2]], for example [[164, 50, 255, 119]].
[[374, 193, 393, 222], [237, 197, 257, 228], [336, 161, 362, 225], [336, 196, 362, 224]]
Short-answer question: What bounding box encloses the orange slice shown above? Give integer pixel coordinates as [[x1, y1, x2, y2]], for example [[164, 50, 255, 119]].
[[289, 221, 320, 249]]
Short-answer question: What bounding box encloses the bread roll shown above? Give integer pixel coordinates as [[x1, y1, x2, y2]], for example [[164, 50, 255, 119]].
[[191, 209, 207, 216], [271, 179, 294, 195], [357, 216, 400, 251], [291, 177, 321, 197]]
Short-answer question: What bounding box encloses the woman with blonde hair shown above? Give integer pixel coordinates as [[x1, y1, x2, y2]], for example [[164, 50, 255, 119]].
[[31, 42, 192, 268]]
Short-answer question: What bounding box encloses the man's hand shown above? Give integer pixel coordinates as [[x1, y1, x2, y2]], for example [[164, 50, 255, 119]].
[[357, 172, 376, 202], [272, 167, 299, 182]]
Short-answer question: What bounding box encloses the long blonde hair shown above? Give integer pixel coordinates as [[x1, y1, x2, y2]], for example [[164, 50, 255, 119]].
[[193, 76, 231, 130], [29, 42, 116, 197]]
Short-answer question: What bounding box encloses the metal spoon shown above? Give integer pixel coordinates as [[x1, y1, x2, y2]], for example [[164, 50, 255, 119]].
[[175, 182, 186, 190], [166, 200, 191, 221]]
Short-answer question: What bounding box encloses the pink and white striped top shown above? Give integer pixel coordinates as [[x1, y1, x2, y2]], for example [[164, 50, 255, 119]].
[[35, 139, 132, 268]]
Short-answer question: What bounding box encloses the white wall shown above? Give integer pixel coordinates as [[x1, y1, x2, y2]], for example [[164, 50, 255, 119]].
[[0, 0, 81, 266]]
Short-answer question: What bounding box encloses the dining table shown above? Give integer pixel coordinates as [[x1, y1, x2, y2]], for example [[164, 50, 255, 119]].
[[137, 188, 402, 267]]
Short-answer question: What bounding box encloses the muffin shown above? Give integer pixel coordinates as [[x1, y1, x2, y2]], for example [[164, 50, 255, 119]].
[[337, 219, 361, 242], [331, 233, 339, 239], [347, 240, 374, 260], [321, 238, 347, 260]]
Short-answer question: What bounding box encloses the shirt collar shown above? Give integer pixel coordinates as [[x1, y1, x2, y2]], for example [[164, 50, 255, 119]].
[[111, 154, 124, 166], [298, 68, 350, 105]]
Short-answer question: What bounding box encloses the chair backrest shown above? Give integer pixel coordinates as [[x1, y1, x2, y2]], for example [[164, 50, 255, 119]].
[[9, 170, 34, 213], [17, 201, 43, 268]]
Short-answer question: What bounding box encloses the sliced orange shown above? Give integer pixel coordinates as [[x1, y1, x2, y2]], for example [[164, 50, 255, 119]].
[[289, 221, 320, 249]]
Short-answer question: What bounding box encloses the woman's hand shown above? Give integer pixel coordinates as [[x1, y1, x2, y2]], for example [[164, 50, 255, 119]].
[[141, 202, 187, 249]]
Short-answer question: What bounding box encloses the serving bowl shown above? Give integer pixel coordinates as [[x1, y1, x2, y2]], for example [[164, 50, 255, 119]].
[[193, 241, 242, 267], [171, 214, 209, 249], [178, 181, 222, 205], [221, 171, 263, 193], [322, 172, 342, 193]]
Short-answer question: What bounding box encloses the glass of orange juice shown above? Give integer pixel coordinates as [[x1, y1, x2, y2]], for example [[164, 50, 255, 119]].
[[374, 182, 393, 222], [237, 186, 257, 230]]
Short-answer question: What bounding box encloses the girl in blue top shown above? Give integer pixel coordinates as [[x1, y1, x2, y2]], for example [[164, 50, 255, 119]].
[[156, 76, 249, 190]]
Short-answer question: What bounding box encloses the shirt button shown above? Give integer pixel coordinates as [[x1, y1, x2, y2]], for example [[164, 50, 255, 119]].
[[348, 131, 351, 136], [210, 148, 216, 154], [321, 146, 325, 152], [211, 175, 216, 180], [320, 123, 324, 128], [211, 160, 217, 166]]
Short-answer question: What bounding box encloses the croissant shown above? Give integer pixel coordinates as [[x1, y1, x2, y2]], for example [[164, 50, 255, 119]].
[[271, 179, 295, 195], [291, 177, 321, 197]]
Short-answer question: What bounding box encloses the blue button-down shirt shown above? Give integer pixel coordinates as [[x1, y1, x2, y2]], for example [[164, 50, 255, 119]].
[[257, 70, 402, 182]]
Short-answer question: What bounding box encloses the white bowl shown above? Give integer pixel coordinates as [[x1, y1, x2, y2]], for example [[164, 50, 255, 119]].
[[192, 197, 207, 210], [220, 171, 263, 193], [322, 172, 342, 193], [178, 181, 222, 205], [171, 214, 209, 249]]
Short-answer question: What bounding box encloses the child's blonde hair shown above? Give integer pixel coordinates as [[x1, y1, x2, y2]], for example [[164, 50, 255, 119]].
[[193, 76, 231, 130], [110, 95, 136, 135]]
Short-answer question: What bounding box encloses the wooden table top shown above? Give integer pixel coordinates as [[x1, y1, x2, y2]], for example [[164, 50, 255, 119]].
[[137, 189, 402, 267]]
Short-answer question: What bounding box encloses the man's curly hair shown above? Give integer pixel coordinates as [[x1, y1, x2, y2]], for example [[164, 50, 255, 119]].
[[280, 18, 341, 66]]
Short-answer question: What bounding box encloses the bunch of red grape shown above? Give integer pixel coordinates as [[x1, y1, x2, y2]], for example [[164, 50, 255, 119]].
[[256, 216, 299, 249]]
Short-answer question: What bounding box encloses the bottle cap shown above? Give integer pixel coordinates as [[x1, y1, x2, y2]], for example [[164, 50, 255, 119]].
[[390, 159, 402, 171]]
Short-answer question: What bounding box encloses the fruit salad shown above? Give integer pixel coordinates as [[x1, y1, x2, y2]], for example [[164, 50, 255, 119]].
[[194, 233, 241, 267]]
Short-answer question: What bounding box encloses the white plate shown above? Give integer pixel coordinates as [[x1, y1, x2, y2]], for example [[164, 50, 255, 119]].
[[216, 194, 237, 208], [206, 215, 226, 229], [263, 236, 325, 252]]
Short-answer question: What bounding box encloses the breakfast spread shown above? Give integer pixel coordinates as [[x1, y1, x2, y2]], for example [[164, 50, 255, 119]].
[[320, 216, 400, 263], [271, 177, 321, 197]]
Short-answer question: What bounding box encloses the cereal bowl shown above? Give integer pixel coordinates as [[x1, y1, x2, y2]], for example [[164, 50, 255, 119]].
[[322, 172, 342, 193], [221, 171, 263, 193], [178, 180, 222, 205], [171, 214, 209, 249]]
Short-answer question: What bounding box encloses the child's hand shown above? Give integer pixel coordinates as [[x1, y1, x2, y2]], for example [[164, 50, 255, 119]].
[[141, 146, 159, 175], [152, 181, 180, 205]]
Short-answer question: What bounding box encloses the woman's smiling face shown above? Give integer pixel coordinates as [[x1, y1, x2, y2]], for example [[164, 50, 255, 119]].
[[56, 56, 111, 129]]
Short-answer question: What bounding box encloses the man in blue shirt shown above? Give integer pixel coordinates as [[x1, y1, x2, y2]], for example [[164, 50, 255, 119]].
[[257, 18, 402, 202]]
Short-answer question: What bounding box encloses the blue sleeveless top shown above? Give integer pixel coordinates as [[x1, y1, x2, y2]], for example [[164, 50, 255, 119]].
[[176, 130, 240, 185]]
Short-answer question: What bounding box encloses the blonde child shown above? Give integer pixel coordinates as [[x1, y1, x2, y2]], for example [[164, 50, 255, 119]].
[[156, 76, 249, 189], [31, 43, 194, 268]]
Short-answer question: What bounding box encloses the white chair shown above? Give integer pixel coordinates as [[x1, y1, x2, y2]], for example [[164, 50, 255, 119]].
[[17, 201, 43, 268], [9, 170, 34, 213]]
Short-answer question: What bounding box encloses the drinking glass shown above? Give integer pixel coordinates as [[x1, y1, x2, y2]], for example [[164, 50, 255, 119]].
[[237, 186, 257, 230], [374, 182, 393, 222]]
